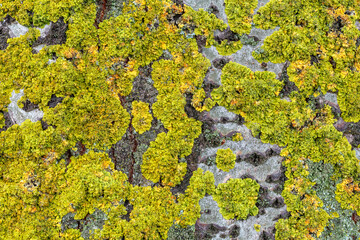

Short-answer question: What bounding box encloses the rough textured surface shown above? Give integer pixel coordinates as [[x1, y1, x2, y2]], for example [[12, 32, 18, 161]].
[[4, 0, 360, 239], [197, 103, 285, 239], [197, 0, 285, 77], [7, 21, 29, 38], [1, 1, 288, 239], [183, 0, 228, 24], [199, 195, 285, 240]]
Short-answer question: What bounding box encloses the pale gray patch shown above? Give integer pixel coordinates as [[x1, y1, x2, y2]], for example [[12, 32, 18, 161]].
[[199, 155, 283, 187], [282, 96, 291, 102], [355, 148, 360, 161], [213, 122, 240, 137], [36, 23, 52, 38], [356, 21, 360, 31], [8, 89, 44, 125], [199, 120, 284, 239], [33, 44, 46, 53], [200, 124, 274, 161], [202, 46, 219, 62], [323, 92, 338, 105], [183, 0, 228, 24], [48, 59, 56, 64], [208, 106, 238, 122], [207, 67, 222, 85], [231, 27, 284, 75], [8, 22, 29, 38], [199, 195, 286, 240]]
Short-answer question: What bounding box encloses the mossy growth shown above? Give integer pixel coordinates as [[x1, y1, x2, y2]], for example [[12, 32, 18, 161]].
[[131, 100, 152, 134], [277, 156, 333, 240], [176, 169, 215, 226], [211, 59, 359, 238], [0, 120, 68, 239], [225, 0, 258, 35], [0, 0, 235, 237], [55, 151, 131, 220], [252, 0, 360, 122], [232, 132, 243, 141], [215, 40, 243, 56], [335, 177, 360, 213], [167, 224, 195, 240], [213, 178, 260, 220], [306, 160, 360, 240], [4, 0, 360, 239], [0, 0, 89, 26], [254, 224, 261, 232], [216, 148, 236, 172]]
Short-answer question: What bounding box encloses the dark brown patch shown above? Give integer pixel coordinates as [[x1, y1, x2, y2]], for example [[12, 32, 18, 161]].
[[212, 57, 230, 70], [94, 0, 110, 29], [329, 56, 336, 69], [279, 60, 299, 97], [48, 94, 64, 108], [266, 170, 286, 184], [270, 197, 285, 208], [334, 119, 360, 148], [33, 17, 68, 48], [21, 99, 39, 112], [229, 225, 240, 238], [195, 220, 227, 240], [330, 16, 344, 33], [0, 24, 10, 50], [0, 111, 13, 132], [40, 119, 50, 130], [214, 27, 240, 44], [196, 35, 207, 52], [310, 55, 319, 65], [208, 4, 220, 17], [352, 211, 360, 224], [272, 210, 291, 221], [121, 200, 133, 222], [238, 152, 268, 166], [259, 228, 275, 240]]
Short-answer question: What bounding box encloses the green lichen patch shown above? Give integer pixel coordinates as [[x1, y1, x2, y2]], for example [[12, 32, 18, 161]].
[[177, 169, 215, 226], [306, 160, 360, 240], [215, 148, 236, 172], [167, 224, 195, 240], [225, 0, 258, 35], [213, 178, 260, 220], [0, 0, 89, 26], [131, 100, 153, 134], [232, 132, 243, 141], [253, 0, 360, 122]]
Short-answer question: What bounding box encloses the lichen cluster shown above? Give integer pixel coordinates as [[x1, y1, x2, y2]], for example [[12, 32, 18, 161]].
[[131, 100, 152, 134], [213, 178, 260, 220], [215, 148, 236, 172], [1, 0, 360, 239], [0, 0, 260, 238], [253, 0, 360, 123], [209, 0, 360, 238], [212, 59, 360, 239]]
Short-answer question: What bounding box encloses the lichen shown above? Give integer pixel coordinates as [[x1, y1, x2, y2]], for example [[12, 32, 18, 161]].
[[2, 0, 360, 239], [215, 148, 236, 172], [131, 100, 152, 134], [213, 178, 260, 220], [225, 0, 258, 35]]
